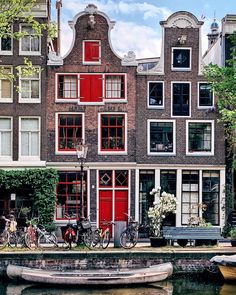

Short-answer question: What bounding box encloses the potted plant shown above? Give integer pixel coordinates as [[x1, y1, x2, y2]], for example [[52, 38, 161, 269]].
[[148, 187, 177, 247], [229, 227, 236, 247]]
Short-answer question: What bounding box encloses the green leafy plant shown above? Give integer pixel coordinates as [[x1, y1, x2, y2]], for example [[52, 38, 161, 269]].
[[230, 227, 236, 239]]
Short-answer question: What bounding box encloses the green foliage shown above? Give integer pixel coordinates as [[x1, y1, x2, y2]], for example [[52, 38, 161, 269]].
[[230, 227, 236, 239], [0, 168, 58, 229]]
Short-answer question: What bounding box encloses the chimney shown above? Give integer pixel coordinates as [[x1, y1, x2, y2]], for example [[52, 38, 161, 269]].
[[56, 0, 62, 55]]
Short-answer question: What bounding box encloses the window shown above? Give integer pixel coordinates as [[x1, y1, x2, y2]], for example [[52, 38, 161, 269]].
[[19, 67, 40, 102], [198, 83, 214, 107], [0, 67, 13, 102], [83, 40, 101, 64], [172, 82, 190, 116], [172, 48, 191, 70], [202, 171, 220, 225], [0, 35, 12, 54], [56, 73, 126, 102], [105, 75, 125, 99], [100, 114, 126, 152], [56, 171, 87, 219], [20, 117, 40, 158], [182, 170, 199, 225], [148, 82, 164, 107], [148, 120, 175, 155], [20, 25, 40, 54], [57, 114, 83, 151], [0, 117, 12, 157], [187, 121, 214, 155]]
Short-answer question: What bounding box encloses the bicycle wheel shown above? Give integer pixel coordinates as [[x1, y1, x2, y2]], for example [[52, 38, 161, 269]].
[[120, 230, 138, 249], [8, 232, 17, 248], [25, 232, 37, 250], [102, 230, 110, 249], [82, 230, 94, 249], [0, 230, 9, 250], [91, 230, 101, 248], [38, 233, 58, 248]]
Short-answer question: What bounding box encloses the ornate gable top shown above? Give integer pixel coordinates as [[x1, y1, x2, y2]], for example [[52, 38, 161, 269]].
[[160, 11, 204, 28]]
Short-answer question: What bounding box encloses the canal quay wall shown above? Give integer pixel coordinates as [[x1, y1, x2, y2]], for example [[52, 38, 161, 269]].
[[0, 246, 236, 277]]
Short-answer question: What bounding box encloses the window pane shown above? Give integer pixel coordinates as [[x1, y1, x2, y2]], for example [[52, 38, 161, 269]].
[[21, 132, 29, 155], [1, 132, 11, 156], [1, 80, 11, 98], [21, 81, 30, 98], [150, 122, 173, 152], [21, 36, 30, 51], [173, 49, 190, 68], [0, 118, 11, 129], [31, 36, 39, 51], [31, 80, 39, 98], [21, 119, 39, 130], [173, 83, 189, 116], [189, 123, 212, 152], [199, 83, 213, 106], [1, 37, 11, 51], [31, 133, 39, 155], [149, 82, 163, 106]]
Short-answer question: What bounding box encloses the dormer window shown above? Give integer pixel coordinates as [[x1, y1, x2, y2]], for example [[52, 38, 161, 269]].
[[172, 48, 191, 71], [83, 40, 101, 64]]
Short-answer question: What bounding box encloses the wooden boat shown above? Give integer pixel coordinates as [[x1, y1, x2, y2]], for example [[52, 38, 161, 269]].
[[210, 254, 236, 281], [6, 262, 173, 286]]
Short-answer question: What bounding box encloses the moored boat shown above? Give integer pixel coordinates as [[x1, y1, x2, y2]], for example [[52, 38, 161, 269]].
[[210, 254, 236, 281], [6, 262, 173, 286]]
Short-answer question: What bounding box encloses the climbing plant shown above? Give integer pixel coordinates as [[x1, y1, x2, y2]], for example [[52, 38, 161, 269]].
[[0, 168, 58, 230]]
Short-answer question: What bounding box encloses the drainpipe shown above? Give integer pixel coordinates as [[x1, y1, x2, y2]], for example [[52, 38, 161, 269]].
[[56, 0, 62, 55]]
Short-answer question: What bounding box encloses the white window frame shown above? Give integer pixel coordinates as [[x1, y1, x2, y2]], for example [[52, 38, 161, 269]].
[[19, 66, 41, 103], [55, 73, 127, 104], [186, 120, 214, 156], [0, 26, 13, 55], [171, 47, 192, 71], [55, 112, 85, 155], [19, 116, 41, 161], [147, 81, 164, 109], [147, 119, 176, 156], [171, 81, 191, 118], [98, 112, 128, 155], [0, 116, 12, 160], [197, 82, 214, 109], [19, 24, 41, 56], [0, 66, 13, 103], [82, 40, 101, 65]]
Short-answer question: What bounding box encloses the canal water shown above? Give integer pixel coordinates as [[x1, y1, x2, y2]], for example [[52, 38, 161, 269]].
[[0, 276, 236, 295]]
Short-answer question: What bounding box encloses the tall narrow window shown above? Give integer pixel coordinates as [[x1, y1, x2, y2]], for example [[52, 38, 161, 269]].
[[20, 25, 40, 54], [172, 82, 190, 116], [0, 118, 12, 157], [19, 67, 40, 102], [58, 114, 82, 151], [20, 118, 40, 157], [0, 36, 12, 54], [105, 75, 125, 99], [188, 121, 213, 154], [58, 75, 77, 99], [83, 40, 101, 64], [0, 67, 12, 102], [148, 82, 164, 107], [100, 114, 125, 151], [198, 83, 213, 107]]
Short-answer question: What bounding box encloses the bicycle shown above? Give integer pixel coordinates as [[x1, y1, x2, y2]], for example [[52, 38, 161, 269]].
[[0, 216, 10, 250], [63, 214, 77, 250], [90, 220, 113, 249], [119, 215, 139, 249]]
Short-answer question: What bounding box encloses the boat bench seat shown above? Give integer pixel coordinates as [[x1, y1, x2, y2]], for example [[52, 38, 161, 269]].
[[162, 226, 222, 247]]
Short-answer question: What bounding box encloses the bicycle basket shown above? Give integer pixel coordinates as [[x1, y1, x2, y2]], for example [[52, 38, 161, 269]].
[[82, 220, 91, 229]]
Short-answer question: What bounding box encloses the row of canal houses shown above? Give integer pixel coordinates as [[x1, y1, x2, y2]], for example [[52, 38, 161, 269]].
[[0, 1, 235, 234]]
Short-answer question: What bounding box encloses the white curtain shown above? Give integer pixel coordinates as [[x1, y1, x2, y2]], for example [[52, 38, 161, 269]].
[[106, 76, 121, 98]]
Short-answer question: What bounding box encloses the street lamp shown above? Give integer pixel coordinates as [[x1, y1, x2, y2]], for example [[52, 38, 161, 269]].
[[75, 140, 88, 219]]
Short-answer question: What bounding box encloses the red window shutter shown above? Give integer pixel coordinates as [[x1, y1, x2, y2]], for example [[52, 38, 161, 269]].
[[80, 74, 103, 102], [84, 41, 100, 62]]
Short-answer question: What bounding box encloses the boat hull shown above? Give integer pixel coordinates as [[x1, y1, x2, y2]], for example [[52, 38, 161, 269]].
[[7, 263, 173, 286], [219, 265, 236, 281]]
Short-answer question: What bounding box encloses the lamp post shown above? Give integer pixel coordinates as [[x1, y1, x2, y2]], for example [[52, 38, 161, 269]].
[[76, 140, 88, 219]]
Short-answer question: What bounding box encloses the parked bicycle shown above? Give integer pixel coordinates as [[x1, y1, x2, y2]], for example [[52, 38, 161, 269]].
[[90, 220, 114, 249], [119, 215, 139, 249]]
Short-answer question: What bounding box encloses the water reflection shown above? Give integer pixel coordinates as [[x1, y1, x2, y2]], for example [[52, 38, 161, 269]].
[[1, 279, 236, 295]]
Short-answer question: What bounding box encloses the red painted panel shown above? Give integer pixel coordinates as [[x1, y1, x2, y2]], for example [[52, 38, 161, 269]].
[[99, 190, 113, 233], [84, 41, 100, 62], [80, 75, 102, 102], [114, 190, 128, 222]]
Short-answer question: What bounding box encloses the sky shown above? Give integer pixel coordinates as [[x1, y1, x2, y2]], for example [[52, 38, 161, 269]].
[[51, 0, 236, 59]]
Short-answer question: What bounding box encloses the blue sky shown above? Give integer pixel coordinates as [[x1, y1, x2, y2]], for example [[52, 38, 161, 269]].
[[51, 0, 236, 58]]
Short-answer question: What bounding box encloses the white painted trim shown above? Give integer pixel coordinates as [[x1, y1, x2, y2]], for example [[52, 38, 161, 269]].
[[19, 24, 41, 56], [98, 112, 128, 155], [220, 169, 226, 228], [147, 119, 176, 156], [82, 40, 101, 65], [55, 112, 85, 155], [0, 116, 13, 159], [135, 168, 139, 222], [171, 47, 192, 71], [197, 82, 214, 109], [171, 81, 191, 118], [147, 81, 164, 109], [176, 169, 182, 227], [18, 116, 41, 161], [186, 120, 214, 156]]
